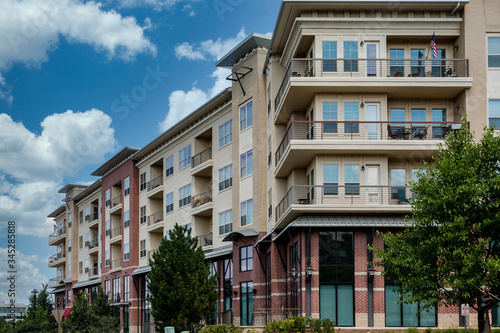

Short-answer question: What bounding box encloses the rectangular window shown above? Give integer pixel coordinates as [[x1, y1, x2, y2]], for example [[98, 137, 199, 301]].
[[344, 164, 360, 195], [322, 41, 337, 72], [140, 173, 146, 191], [79, 261, 83, 275], [219, 209, 233, 235], [105, 280, 110, 300], [319, 231, 354, 326], [219, 120, 233, 147], [84, 259, 89, 273], [105, 189, 111, 207], [344, 103, 359, 133], [84, 233, 89, 247], [68, 213, 72, 228], [343, 41, 358, 72], [431, 49, 446, 77], [140, 206, 146, 224], [179, 145, 192, 169], [124, 210, 130, 228], [240, 199, 253, 226], [240, 246, 253, 272], [124, 177, 130, 196], [105, 220, 110, 236], [411, 109, 426, 138], [391, 169, 406, 200], [166, 192, 174, 213], [124, 243, 130, 261], [389, 49, 404, 76], [140, 240, 146, 258], [105, 250, 110, 266], [323, 102, 338, 133], [79, 211, 83, 224], [79, 236, 83, 249], [385, 283, 436, 326], [240, 101, 253, 131], [488, 37, 500, 67], [67, 290, 71, 303], [240, 150, 253, 178], [411, 49, 425, 77], [219, 165, 232, 191], [489, 99, 500, 128], [179, 184, 192, 208], [240, 281, 254, 326], [432, 109, 447, 138], [113, 277, 121, 303], [124, 276, 130, 302], [165, 155, 174, 177], [323, 164, 339, 195], [85, 207, 90, 221]]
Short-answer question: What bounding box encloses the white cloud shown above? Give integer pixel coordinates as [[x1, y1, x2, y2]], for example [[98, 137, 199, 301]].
[[158, 88, 208, 132], [0, 72, 12, 105], [174, 42, 205, 60], [116, 0, 194, 11], [182, 4, 195, 16]]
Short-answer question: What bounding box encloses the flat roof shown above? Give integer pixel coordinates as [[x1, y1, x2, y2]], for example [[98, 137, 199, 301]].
[[48, 205, 66, 218], [72, 179, 102, 202], [58, 183, 87, 194], [216, 33, 272, 69], [91, 147, 139, 176]]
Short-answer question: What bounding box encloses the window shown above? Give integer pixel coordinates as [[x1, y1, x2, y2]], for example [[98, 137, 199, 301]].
[[68, 213, 72, 228], [179, 145, 192, 169], [124, 243, 130, 261], [240, 281, 253, 326], [411, 109, 426, 138], [240, 199, 253, 226], [268, 189, 272, 219], [124, 210, 130, 228], [322, 41, 337, 72], [344, 103, 359, 133], [140, 173, 146, 191], [488, 37, 500, 67], [67, 290, 71, 303], [105, 220, 110, 236], [85, 207, 90, 221], [240, 246, 253, 272], [385, 283, 436, 326], [431, 49, 446, 77], [68, 237, 71, 252], [113, 277, 121, 303], [343, 41, 358, 72], [344, 164, 360, 195], [432, 109, 447, 138], [124, 276, 130, 302], [84, 233, 89, 247], [105, 190, 111, 206], [124, 177, 130, 196], [140, 206, 146, 224], [219, 119, 232, 147], [411, 49, 425, 77], [219, 165, 232, 191], [140, 240, 146, 258], [165, 155, 174, 177], [319, 231, 354, 326], [390, 108, 406, 133], [219, 209, 233, 235], [389, 49, 404, 76], [79, 211, 83, 224], [391, 169, 406, 199], [84, 259, 89, 273], [79, 236, 83, 249], [323, 102, 338, 133], [105, 250, 110, 266], [105, 280, 110, 300], [240, 101, 253, 131], [166, 192, 174, 213], [79, 261, 83, 275], [240, 150, 253, 178], [179, 184, 192, 208], [323, 164, 339, 195], [489, 100, 500, 128]]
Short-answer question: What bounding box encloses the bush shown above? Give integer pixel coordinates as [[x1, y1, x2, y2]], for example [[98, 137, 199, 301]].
[[199, 324, 228, 333], [290, 316, 307, 333]]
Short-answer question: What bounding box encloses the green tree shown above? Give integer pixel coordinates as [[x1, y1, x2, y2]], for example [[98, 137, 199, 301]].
[[373, 120, 500, 333], [148, 224, 217, 333], [0, 317, 13, 333], [15, 284, 56, 333]]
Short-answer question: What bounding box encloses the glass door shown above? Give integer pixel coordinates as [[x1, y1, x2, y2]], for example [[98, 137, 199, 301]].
[[366, 42, 379, 77], [365, 165, 380, 204], [366, 103, 380, 140]]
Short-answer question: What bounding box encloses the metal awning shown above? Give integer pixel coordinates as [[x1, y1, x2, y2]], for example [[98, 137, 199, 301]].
[[254, 229, 275, 247], [72, 278, 101, 289], [204, 245, 233, 260], [273, 215, 408, 242], [132, 265, 151, 276], [49, 287, 66, 294], [222, 228, 259, 242]]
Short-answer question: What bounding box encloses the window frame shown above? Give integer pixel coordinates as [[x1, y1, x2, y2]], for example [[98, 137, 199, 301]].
[[124, 177, 130, 196], [219, 119, 233, 147], [166, 192, 174, 213], [240, 245, 253, 272], [240, 101, 253, 131], [240, 199, 253, 226], [179, 184, 192, 208], [219, 164, 233, 191], [219, 209, 233, 235], [323, 164, 339, 195], [489, 99, 500, 129], [165, 155, 174, 177], [240, 150, 253, 178], [179, 145, 192, 169], [488, 36, 500, 68], [140, 173, 146, 191]]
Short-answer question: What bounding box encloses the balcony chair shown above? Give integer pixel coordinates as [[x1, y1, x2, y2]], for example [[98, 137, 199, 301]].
[[398, 189, 410, 204], [414, 125, 429, 140]]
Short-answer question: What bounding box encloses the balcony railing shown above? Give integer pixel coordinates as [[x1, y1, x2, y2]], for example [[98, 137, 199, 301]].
[[111, 258, 122, 270], [110, 226, 122, 239], [191, 147, 212, 168], [147, 175, 163, 191], [276, 185, 412, 220], [148, 210, 163, 226], [192, 190, 213, 208], [111, 194, 122, 207], [48, 275, 65, 286], [148, 248, 158, 261], [48, 251, 66, 264], [275, 121, 462, 165], [91, 211, 98, 222], [198, 232, 213, 247], [275, 58, 470, 109], [49, 227, 66, 242], [88, 267, 98, 278], [88, 239, 99, 249]]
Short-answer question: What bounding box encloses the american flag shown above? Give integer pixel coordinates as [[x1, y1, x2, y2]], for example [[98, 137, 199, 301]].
[[430, 33, 437, 58], [54, 224, 58, 231]]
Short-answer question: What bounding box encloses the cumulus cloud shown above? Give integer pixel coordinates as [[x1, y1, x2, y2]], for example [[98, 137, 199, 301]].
[[116, 0, 193, 11]]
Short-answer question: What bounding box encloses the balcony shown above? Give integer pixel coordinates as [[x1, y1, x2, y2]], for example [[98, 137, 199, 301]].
[[48, 227, 66, 246], [191, 190, 213, 216], [48, 251, 66, 267], [275, 185, 412, 228], [88, 211, 99, 228], [274, 58, 472, 124], [197, 232, 213, 249], [110, 258, 122, 272], [109, 226, 122, 244], [147, 210, 164, 233], [275, 121, 461, 177], [147, 175, 164, 199], [88, 267, 99, 279], [148, 248, 159, 262], [191, 147, 213, 177], [88, 239, 99, 254], [110, 194, 122, 214], [48, 275, 66, 287]]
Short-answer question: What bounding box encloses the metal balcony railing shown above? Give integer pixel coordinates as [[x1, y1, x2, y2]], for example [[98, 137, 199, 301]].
[[111, 258, 122, 270], [88, 267, 98, 278], [275, 121, 463, 165], [111, 194, 122, 207], [48, 275, 65, 286], [198, 232, 213, 247], [148, 248, 158, 261], [147, 211, 163, 226], [191, 147, 212, 168], [48, 251, 66, 263], [110, 226, 122, 239], [192, 190, 213, 208], [276, 185, 412, 221], [88, 239, 99, 249], [49, 227, 66, 242], [275, 58, 470, 110], [91, 211, 98, 222], [147, 175, 163, 191]]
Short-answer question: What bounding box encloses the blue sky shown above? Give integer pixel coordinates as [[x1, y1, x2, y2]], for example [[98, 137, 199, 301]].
[[0, 0, 281, 305]]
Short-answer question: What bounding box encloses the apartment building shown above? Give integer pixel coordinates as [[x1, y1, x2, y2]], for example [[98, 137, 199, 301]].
[[47, 0, 500, 331]]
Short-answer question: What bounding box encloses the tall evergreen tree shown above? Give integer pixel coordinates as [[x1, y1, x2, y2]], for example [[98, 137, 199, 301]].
[[15, 284, 56, 333], [148, 224, 217, 333]]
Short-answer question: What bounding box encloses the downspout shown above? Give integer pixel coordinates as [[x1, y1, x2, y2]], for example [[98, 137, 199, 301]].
[[305, 228, 311, 318]]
